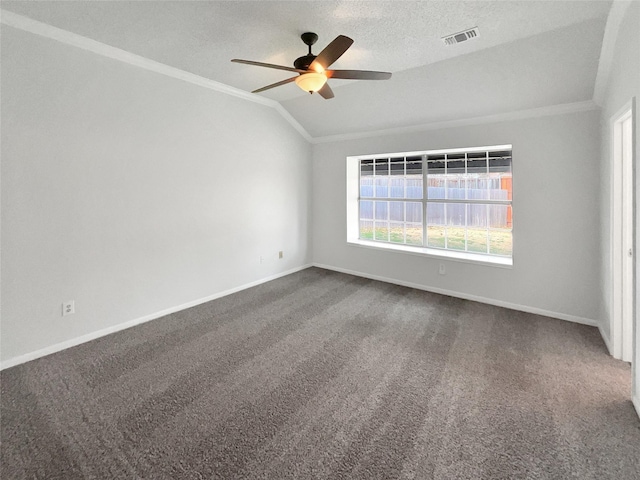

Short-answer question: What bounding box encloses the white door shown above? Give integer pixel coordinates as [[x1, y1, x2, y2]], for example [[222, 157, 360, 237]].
[[612, 105, 634, 363]]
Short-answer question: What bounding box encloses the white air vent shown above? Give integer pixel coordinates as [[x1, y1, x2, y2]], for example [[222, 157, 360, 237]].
[[442, 27, 480, 46]]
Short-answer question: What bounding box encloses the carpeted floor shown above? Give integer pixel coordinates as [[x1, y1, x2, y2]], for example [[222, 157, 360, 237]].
[[1, 267, 639, 479]]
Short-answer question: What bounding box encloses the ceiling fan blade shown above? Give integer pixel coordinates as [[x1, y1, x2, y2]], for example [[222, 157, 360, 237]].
[[252, 76, 297, 93], [231, 59, 306, 74], [318, 83, 335, 99], [309, 35, 354, 71], [326, 70, 392, 80]]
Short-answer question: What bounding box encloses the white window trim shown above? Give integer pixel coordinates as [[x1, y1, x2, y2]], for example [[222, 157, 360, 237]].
[[346, 144, 513, 267], [347, 238, 513, 267]]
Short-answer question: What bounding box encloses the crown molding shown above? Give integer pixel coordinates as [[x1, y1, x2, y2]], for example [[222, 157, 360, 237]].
[[593, 0, 633, 106], [310, 100, 600, 144], [273, 104, 313, 142], [0, 9, 312, 142]]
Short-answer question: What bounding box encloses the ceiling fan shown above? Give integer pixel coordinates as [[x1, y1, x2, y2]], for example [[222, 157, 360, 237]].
[[231, 32, 392, 99]]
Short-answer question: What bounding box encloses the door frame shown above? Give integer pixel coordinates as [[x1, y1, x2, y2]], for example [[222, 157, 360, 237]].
[[610, 99, 635, 362]]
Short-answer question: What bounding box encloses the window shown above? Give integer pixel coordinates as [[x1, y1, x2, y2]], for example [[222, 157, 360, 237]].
[[349, 145, 512, 265]]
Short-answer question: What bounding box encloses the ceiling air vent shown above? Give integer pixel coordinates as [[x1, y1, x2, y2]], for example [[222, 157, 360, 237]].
[[442, 27, 479, 46]]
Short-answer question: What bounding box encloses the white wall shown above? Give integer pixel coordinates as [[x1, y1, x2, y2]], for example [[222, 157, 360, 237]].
[[0, 26, 312, 364], [597, 1, 640, 410], [312, 109, 601, 323]]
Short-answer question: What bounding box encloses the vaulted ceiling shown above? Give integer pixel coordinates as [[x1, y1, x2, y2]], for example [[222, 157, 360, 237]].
[[2, 1, 613, 138]]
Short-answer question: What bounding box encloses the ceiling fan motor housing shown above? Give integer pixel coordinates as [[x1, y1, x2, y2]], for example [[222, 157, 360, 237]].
[[294, 54, 317, 70]]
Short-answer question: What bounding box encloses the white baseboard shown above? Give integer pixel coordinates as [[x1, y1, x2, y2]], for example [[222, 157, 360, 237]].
[[633, 395, 640, 420], [1, 262, 602, 370], [598, 324, 613, 355], [312, 263, 599, 327], [0, 264, 312, 371]]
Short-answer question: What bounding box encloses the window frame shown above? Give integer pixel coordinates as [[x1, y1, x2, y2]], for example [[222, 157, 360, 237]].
[[347, 144, 513, 267]]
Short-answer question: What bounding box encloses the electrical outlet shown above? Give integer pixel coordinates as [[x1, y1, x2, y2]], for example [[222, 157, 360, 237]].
[[439, 264, 446, 275], [279, 251, 284, 259], [62, 300, 75, 316]]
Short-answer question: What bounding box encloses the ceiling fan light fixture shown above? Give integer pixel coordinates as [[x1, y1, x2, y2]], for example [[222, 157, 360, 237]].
[[295, 72, 327, 93]]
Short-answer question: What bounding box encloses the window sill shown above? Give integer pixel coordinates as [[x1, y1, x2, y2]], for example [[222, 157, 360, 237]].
[[347, 239, 513, 268]]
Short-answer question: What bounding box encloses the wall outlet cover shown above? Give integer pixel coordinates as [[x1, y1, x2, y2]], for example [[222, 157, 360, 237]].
[[62, 300, 75, 316]]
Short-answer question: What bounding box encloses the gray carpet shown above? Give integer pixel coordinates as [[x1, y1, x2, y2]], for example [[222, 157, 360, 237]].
[[1, 267, 639, 479]]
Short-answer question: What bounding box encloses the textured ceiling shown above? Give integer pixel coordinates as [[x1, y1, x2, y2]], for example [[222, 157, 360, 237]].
[[283, 16, 607, 137], [2, 0, 613, 137]]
